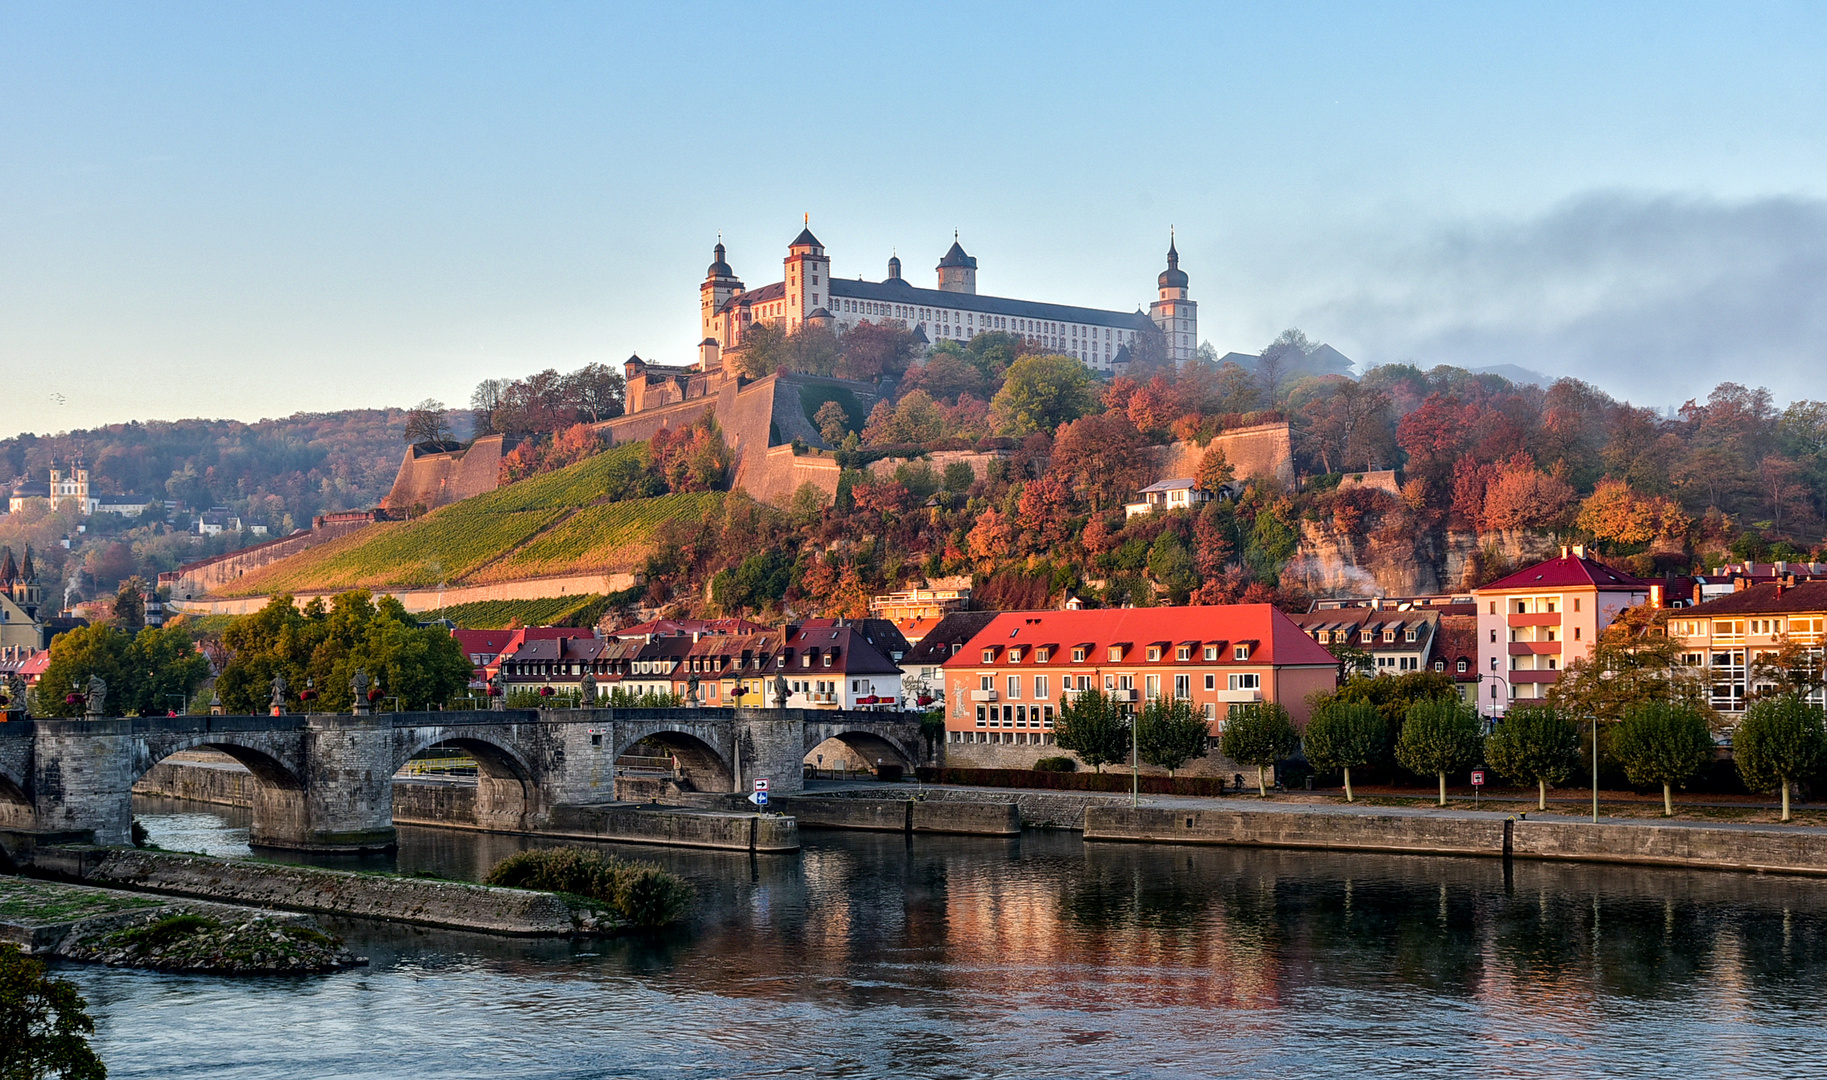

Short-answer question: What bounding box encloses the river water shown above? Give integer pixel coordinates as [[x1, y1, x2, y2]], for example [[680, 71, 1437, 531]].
[[51, 797, 1827, 1078]]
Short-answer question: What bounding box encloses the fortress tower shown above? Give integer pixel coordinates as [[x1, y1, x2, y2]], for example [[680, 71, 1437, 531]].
[[783, 220, 830, 331], [699, 241, 743, 344], [935, 233, 977, 294]]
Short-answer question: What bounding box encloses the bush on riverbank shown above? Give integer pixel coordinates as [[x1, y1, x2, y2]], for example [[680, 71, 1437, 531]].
[[916, 766, 1234, 797], [484, 848, 694, 928]]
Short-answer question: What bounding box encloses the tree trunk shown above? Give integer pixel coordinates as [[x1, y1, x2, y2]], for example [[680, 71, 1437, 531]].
[[1538, 778, 1547, 811], [1257, 764, 1267, 797], [1437, 771, 1447, 806], [1782, 777, 1792, 823], [1343, 765, 1354, 803], [1662, 781, 1673, 817]]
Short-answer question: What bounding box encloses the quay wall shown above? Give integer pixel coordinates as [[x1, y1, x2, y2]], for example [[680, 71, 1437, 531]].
[[769, 796, 1020, 836]]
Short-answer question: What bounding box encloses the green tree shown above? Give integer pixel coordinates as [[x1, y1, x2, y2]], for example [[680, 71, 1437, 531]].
[[814, 399, 851, 444], [1322, 670, 1457, 745], [1483, 705, 1581, 810], [1395, 698, 1484, 805], [1301, 699, 1386, 801], [1611, 701, 1715, 817], [216, 592, 472, 713], [112, 578, 146, 634], [0, 948, 107, 1080], [1219, 701, 1299, 796], [1549, 608, 1708, 722], [31, 623, 209, 718], [988, 354, 1098, 435], [1733, 695, 1826, 822], [1146, 533, 1197, 604], [1135, 698, 1210, 777], [1052, 689, 1130, 773]]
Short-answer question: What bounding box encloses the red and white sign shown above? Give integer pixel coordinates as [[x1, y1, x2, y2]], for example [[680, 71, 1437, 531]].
[[1470, 770, 1486, 787], [753, 778, 769, 792]]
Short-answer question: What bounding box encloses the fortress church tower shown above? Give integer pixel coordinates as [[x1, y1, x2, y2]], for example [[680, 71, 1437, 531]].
[[1148, 233, 1197, 363]]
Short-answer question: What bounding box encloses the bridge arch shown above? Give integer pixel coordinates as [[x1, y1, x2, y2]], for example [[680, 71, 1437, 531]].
[[612, 727, 732, 795], [0, 769, 32, 831], [804, 724, 918, 776], [132, 738, 308, 849], [393, 731, 540, 832]]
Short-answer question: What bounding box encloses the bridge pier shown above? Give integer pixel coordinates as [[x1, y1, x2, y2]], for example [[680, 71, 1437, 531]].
[[285, 715, 399, 852], [29, 719, 137, 846]]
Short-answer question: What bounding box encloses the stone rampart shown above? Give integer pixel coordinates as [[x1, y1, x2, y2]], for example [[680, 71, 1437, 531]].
[[381, 435, 517, 513], [1155, 423, 1294, 486], [162, 514, 382, 600], [169, 571, 636, 616]]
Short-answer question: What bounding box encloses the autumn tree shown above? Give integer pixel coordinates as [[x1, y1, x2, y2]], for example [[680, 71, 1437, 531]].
[[1549, 607, 1708, 722], [835, 319, 919, 382], [1195, 444, 1235, 495], [1575, 479, 1690, 548], [404, 398, 453, 444], [1048, 413, 1154, 512]]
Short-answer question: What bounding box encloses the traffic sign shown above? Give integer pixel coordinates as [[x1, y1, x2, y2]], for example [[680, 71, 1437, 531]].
[[1471, 770, 1486, 787], [754, 777, 769, 792], [747, 790, 769, 807]]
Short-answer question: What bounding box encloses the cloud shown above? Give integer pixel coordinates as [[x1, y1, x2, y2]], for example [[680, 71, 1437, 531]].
[[1299, 193, 1827, 407]]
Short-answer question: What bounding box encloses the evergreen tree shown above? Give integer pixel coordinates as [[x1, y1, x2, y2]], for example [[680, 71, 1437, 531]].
[[0, 949, 106, 1080], [1733, 695, 1826, 823], [1610, 701, 1715, 817], [1302, 699, 1386, 802], [1394, 698, 1484, 806], [1051, 689, 1130, 773], [112, 577, 146, 634], [1484, 705, 1581, 810], [1135, 698, 1210, 777], [1219, 701, 1299, 796]]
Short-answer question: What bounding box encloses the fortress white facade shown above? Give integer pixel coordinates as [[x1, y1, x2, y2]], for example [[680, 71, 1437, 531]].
[[697, 224, 1197, 371]]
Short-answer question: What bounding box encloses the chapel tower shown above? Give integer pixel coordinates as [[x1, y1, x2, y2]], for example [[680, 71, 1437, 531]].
[[1148, 231, 1197, 363], [783, 218, 829, 331], [936, 233, 977, 294], [699, 240, 743, 345]]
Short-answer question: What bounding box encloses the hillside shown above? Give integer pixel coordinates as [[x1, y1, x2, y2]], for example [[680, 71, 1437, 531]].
[[218, 443, 725, 597]]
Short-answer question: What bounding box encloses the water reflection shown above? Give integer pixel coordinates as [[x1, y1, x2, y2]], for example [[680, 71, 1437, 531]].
[[87, 800, 1827, 1078]]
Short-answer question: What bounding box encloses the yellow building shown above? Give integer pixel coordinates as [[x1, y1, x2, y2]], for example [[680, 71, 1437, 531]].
[[1668, 581, 1827, 716]]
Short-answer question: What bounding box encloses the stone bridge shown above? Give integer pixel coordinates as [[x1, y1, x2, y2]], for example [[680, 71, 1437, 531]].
[[0, 706, 923, 854]]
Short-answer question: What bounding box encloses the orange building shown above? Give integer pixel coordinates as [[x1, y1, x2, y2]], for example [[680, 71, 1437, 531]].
[[939, 604, 1338, 755], [1472, 546, 1651, 716]]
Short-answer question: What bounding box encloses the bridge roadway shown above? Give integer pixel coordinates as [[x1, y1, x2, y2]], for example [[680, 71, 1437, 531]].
[[0, 706, 922, 853]]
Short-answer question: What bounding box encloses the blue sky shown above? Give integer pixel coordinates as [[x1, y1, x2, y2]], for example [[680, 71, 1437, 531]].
[[4, 2, 1826, 434]]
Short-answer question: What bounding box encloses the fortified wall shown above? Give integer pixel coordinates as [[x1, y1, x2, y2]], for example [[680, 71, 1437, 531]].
[[381, 435, 521, 513], [1154, 422, 1295, 486], [158, 511, 388, 601]]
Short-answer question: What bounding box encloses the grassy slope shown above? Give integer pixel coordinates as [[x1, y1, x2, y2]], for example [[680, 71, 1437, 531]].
[[217, 444, 722, 597]]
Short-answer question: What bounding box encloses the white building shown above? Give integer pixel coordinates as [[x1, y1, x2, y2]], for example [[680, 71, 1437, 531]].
[[699, 224, 1198, 373]]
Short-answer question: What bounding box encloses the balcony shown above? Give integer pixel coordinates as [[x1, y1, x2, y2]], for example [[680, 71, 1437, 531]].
[[1508, 642, 1563, 655], [1507, 612, 1563, 627], [970, 689, 1000, 703], [1213, 688, 1263, 703], [1108, 688, 1138, 702], [809, 692, 838, 705], [1509, 671, 1560, 685]]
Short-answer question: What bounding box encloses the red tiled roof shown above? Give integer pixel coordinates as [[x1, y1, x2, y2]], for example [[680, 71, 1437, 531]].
[[1476, 552, 1649, 592], [939, 605, 1337, 669], [1682, 581, 1827, 616]]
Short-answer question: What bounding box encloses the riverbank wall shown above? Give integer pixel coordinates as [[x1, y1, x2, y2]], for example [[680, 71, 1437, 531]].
[[1084, 806, 1827, 876], [36, 848, 583, 934], [769, 796, 1021, 836], [387, 780, 798, 852]]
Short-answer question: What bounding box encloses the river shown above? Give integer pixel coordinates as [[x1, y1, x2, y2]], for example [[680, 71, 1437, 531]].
[[49, 797, 1827, 1078]]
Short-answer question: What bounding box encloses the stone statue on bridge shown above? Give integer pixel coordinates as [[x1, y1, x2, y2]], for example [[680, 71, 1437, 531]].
[[1, 672, 22, 712], [269, 673, 288, 715], [773, 673, 789, 709], [84, 674, 108, 718], [686, 673, 700, 707], [486, 673, 504, 711], [350, 668, 371, 715], [579, 673, 597, 707]]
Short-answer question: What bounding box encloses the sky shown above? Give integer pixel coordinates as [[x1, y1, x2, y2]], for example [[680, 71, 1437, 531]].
[[4, 2, 1826, 436]]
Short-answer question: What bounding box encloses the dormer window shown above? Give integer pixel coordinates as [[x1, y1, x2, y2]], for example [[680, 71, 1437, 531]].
[[982, 648, 996, 663], [1382, 630, 1395, 643], [1457, 660, 1468, 673], [1071, 647, 1088, 663], [1234, 644, 1251, 661], [1009, 647, 1024, 663], [1406, 629, 1418, 642], [1036, 647, 1050, 663], [1107, 645, 1125, 662], [1204, 644, 1219, 659], [1146, 646, 1162, 662], [1175, 646, 1191, 661]]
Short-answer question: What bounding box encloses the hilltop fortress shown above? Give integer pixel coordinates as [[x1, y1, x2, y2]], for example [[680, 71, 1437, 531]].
[[386, 223, 1278, 512]]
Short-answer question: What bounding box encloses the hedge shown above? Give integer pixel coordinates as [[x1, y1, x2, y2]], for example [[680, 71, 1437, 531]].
[[915, 767, 1234, 797]]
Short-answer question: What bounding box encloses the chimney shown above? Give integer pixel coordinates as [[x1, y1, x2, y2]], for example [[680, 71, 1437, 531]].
[[1649, 583, 1663, 609], [1560, 545, 1570, 559], [1571, 544, 1587, 559]]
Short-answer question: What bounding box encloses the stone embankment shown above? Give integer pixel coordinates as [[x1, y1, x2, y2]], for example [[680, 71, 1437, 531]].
[[391, 779, 798, 852], [39, 848, 596, 935], [1084, 805, 1827, 876]]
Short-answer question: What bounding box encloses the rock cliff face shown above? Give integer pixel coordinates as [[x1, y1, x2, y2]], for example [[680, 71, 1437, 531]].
[[1287, 521, 1561, 596]]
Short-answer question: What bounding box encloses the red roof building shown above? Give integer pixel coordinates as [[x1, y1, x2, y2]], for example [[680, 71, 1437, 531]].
[[452, 627, 593, 689], [1472, 546, 1650, 715], [938, 605, 1338, 758]]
